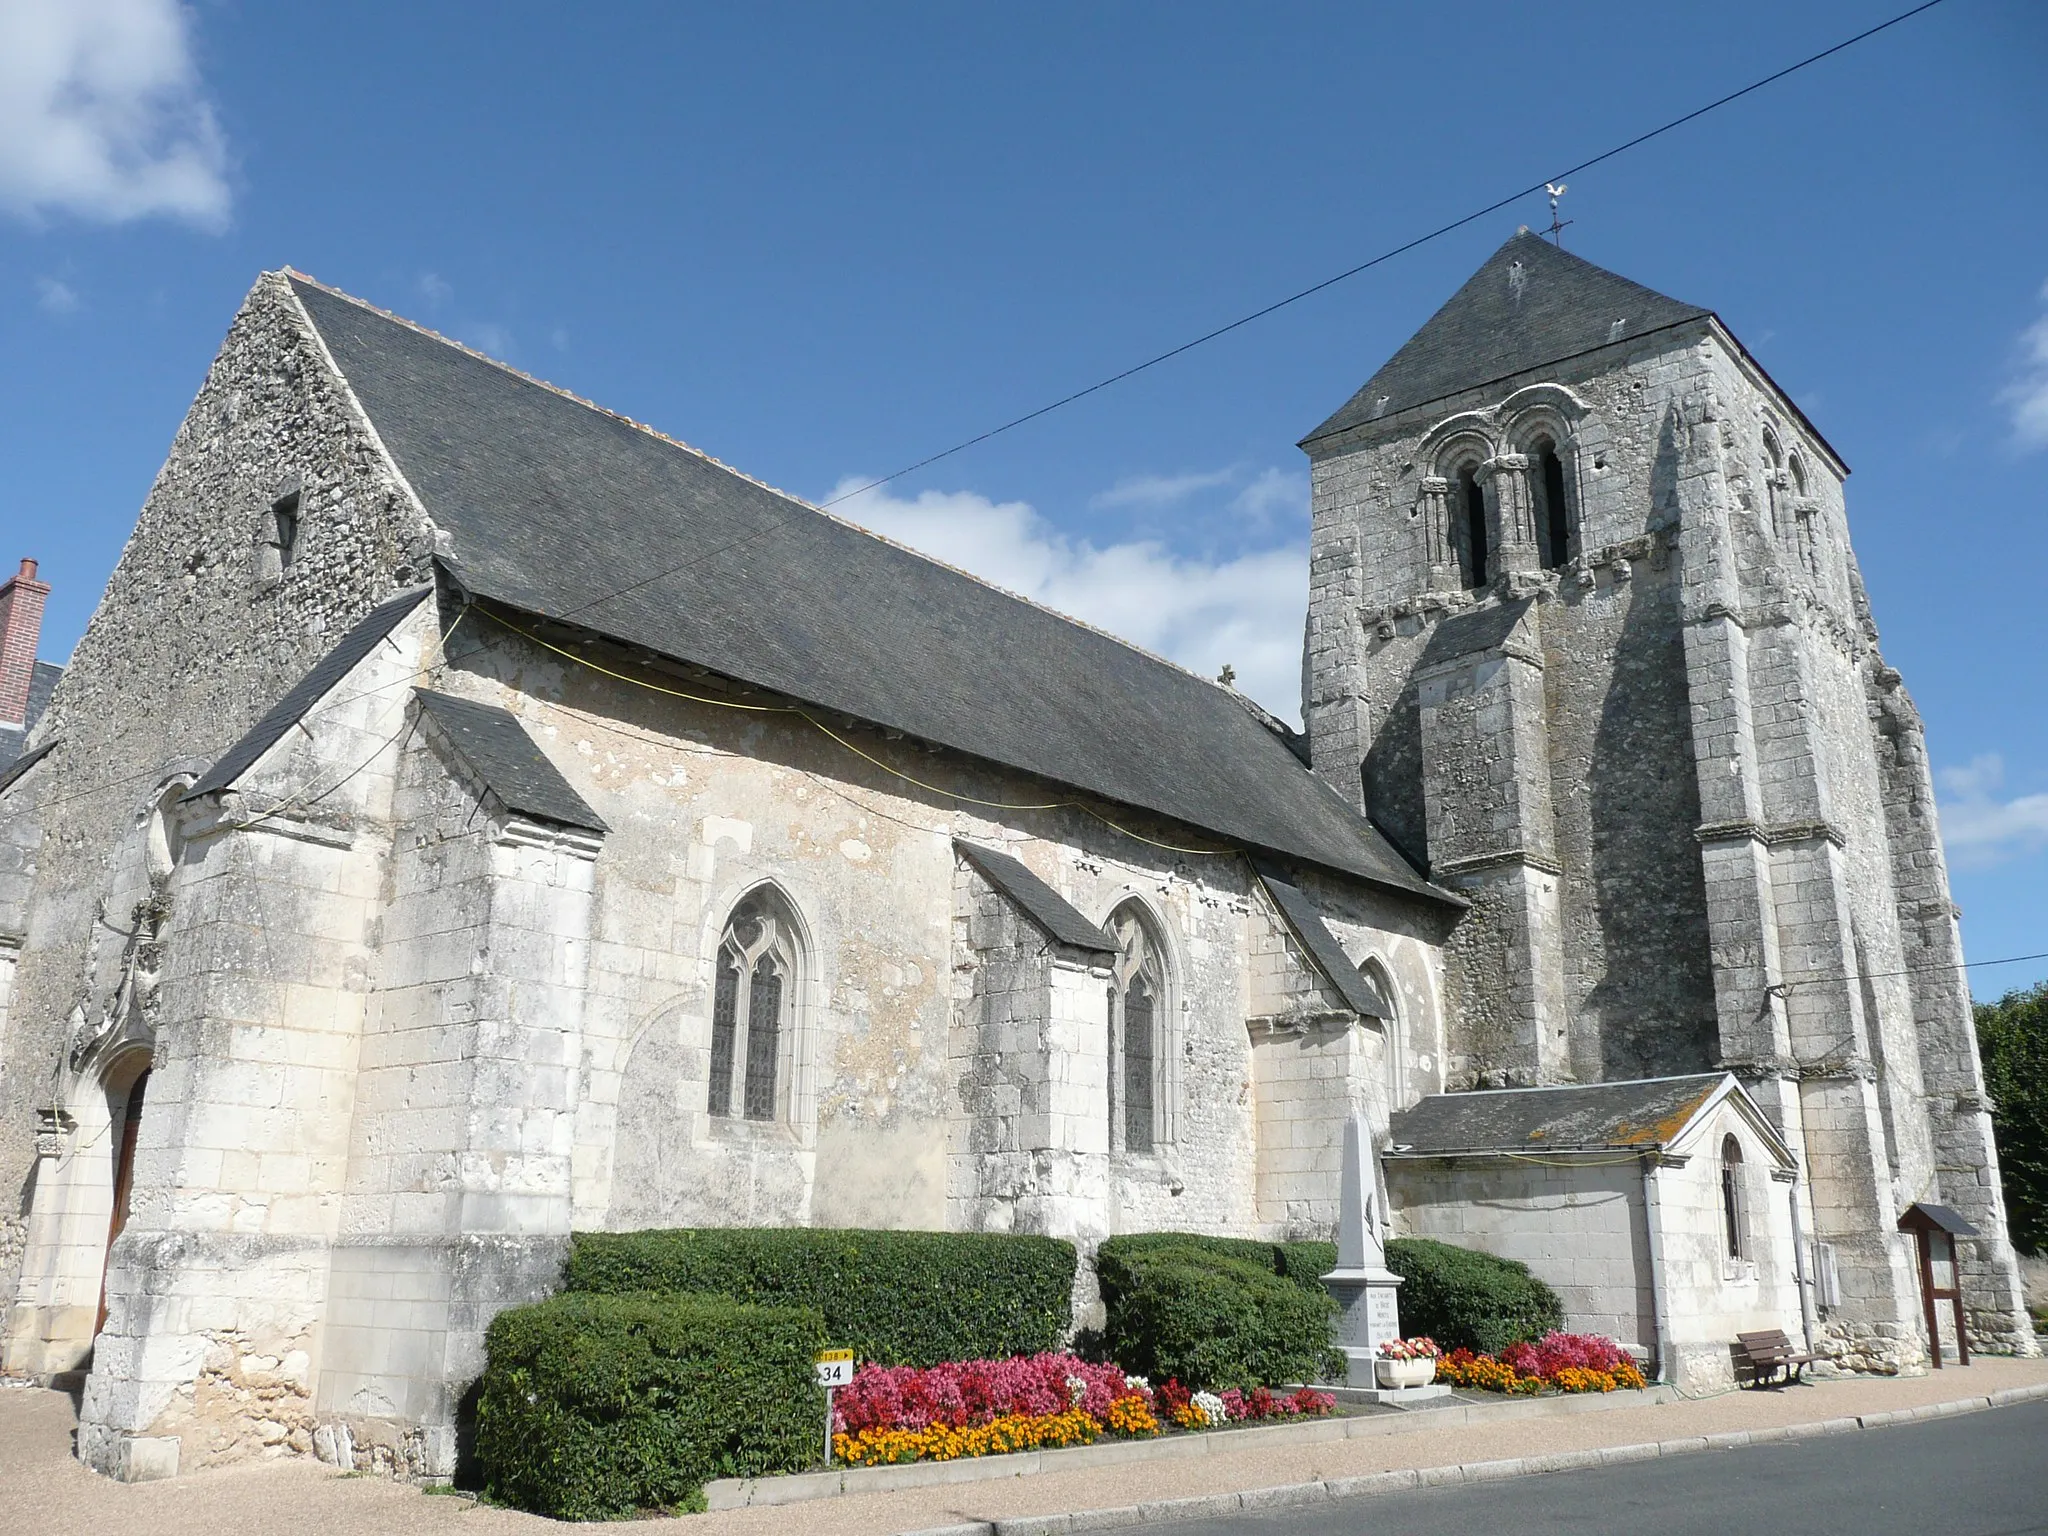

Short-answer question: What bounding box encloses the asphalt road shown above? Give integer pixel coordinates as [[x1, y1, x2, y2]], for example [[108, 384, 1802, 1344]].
[[1155, 1400, 2048, 1536]]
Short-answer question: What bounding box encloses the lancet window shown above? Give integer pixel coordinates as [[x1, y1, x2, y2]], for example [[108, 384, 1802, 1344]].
[[1457, 465, 1489, 588], [1720, 1135, 1748, 1261], [1528, 435, 1574, 569], [708, 890, 800, 1122], [1107, 902, 1170, 1154]]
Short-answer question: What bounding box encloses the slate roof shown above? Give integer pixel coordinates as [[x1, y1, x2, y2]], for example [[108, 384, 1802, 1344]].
[[1386, 1073, 1732, 1156], [413, 690, 607, 833], [1304, 232, 1711, 445], [189, 588, 432, 798], [1419, 596, 1535, 669], [288, 275, 1452, 904], [1255, 865, 1388, 1019], [0, 739, 56, 799], [1899, 1202, 1979, 1237], [0, 661, 63, 774], [955, 840, 1116, 955]]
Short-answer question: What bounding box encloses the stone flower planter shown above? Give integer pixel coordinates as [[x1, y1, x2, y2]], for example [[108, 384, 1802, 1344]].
[[1375, 1356, 1437, 1390]]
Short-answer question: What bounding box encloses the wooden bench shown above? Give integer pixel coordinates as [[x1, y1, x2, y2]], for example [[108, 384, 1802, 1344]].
[[1734, 1329, 1818, 1387]]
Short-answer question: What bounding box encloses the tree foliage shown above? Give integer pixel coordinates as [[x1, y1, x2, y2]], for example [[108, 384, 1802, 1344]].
[[1977, 982, 2048, 1256]]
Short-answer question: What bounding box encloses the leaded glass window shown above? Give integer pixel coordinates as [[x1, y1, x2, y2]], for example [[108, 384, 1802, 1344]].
[[1108, 904, 1168, 1154], [707, 893, 798, 1122]]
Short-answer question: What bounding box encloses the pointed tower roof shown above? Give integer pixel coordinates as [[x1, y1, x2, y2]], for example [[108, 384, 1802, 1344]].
[[1304, 231, 1710, 445]]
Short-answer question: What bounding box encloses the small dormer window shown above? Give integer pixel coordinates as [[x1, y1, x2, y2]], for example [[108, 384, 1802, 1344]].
[[272, 491, 301, 569]]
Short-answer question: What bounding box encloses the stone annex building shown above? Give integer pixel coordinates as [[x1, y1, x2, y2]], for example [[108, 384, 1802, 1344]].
[[0, 232, 2031, 1479]]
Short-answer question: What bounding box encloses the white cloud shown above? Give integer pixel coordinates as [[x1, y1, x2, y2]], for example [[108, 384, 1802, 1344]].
[[0, 0, 229, 228], [827, 478, 1309, 724], [2004, 280, 2048, 451], [417, 271, 452, 308], [1233, 466, 1306, 524], [35, 275, 77, 313], [1936, 753, 2048, 868], [1091, 468, 1237, 511], [458, 320, 514, 358]]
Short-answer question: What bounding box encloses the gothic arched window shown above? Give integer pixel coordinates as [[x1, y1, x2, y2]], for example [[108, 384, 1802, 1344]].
[[1762, 428, 1785, 538], [1720, 1134, 1748, 1261], [1107, 902, 1170, 1154], [1457, 465, 1489, 589], [1360, 958, 1404, 1103], [1528, 435, 1575, 570], [708, 890, 801, 1122]]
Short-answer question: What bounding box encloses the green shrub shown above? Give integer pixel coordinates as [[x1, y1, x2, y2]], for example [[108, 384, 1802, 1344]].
[[1097, 1241, 1336, 1390], [1385, 1237, 1563, 1354], [1275, 1239, 1339, 1291], [1095, 1232, 1336, 1297], [565, 1228, 1076, 1367], [475, 1291, 823, 1520]]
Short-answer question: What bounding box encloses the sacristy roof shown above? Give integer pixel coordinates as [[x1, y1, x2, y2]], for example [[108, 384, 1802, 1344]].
[[1387, 1073, 1792, 1164], [286, 274, 1452, 904]]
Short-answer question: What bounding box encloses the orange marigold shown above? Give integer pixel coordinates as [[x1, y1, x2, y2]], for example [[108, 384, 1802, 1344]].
[[833, 1409, 1103, 1468], [1104, 1395, 1160, 1438]]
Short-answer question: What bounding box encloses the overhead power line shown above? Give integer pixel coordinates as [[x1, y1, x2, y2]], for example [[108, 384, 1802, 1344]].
[[555, 0, 1953, 627], [7, 0, 1960, 820], [1775, 949, 2048, 993]]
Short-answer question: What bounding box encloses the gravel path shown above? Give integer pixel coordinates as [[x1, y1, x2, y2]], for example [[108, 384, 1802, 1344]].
[[5, 1357, 2046, 1536]]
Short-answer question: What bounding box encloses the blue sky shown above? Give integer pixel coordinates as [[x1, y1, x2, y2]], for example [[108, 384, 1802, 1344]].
[[2, 0, 2044, 996]]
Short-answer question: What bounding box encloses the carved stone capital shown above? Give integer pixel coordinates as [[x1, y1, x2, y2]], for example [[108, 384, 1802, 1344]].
[[34, 1107, 76, 1160]]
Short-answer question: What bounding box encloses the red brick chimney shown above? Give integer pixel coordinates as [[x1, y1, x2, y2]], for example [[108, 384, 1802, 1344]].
[[0, 558, 51, 729]]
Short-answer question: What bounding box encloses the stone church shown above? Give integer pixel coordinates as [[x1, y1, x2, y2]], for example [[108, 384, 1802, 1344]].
[[0, 231, 2029, 1479]]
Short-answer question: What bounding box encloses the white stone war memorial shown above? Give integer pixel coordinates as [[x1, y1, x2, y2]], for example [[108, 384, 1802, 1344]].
[[0, 232, 2030, 1480]]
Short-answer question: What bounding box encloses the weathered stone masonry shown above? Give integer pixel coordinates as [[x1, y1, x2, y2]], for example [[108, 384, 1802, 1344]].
[[0, 233, 2031, 1477], [1302, 232, 2031, 1371]]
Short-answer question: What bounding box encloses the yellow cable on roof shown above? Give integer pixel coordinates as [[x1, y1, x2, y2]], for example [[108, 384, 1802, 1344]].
[[473, 605, 1235, 857]]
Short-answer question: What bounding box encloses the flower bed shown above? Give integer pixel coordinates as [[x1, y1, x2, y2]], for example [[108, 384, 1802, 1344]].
[[1376, 1335, 1440, 1362], [1433, 1331, 1649, 1394], [830, 1353, 1335, 1467]]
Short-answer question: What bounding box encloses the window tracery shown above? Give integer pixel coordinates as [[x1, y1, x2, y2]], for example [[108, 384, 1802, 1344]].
[[708, 891, 799, 1122], [1106, 902, 1170, 1154], [1360, 958, 1404, 1104]]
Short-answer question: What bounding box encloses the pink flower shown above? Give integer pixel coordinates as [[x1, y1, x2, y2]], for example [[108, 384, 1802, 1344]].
[[832, 1354, 1137, 1433]]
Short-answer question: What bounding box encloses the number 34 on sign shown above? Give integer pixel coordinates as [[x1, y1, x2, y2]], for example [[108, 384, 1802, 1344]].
[[815, 1348, 855, 1388]]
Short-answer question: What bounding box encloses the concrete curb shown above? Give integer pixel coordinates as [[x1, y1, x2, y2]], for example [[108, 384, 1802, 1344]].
[[895, 1382, 2048, 1536], [703, 1386, 1681, 1511]]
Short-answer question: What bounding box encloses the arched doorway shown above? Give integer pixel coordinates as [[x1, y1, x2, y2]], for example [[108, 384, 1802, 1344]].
[[95, 1054, 152, 1339]]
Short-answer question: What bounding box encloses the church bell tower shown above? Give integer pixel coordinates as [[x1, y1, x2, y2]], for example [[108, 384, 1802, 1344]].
[[1299, 229, 2032, 1365]]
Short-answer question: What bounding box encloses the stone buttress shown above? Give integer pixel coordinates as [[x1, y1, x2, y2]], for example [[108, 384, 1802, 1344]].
[[1301, 231, 2032, 1368]]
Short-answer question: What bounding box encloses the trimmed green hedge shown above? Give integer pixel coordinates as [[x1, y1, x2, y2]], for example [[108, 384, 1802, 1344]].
[[566, 1228, 1077, 1367], [1096, 1237, 1336, 1390], [1095, 1232, 1337, 1297], [475, 1291, 823, 1520], [1385, 1237, 1564, 1355]]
